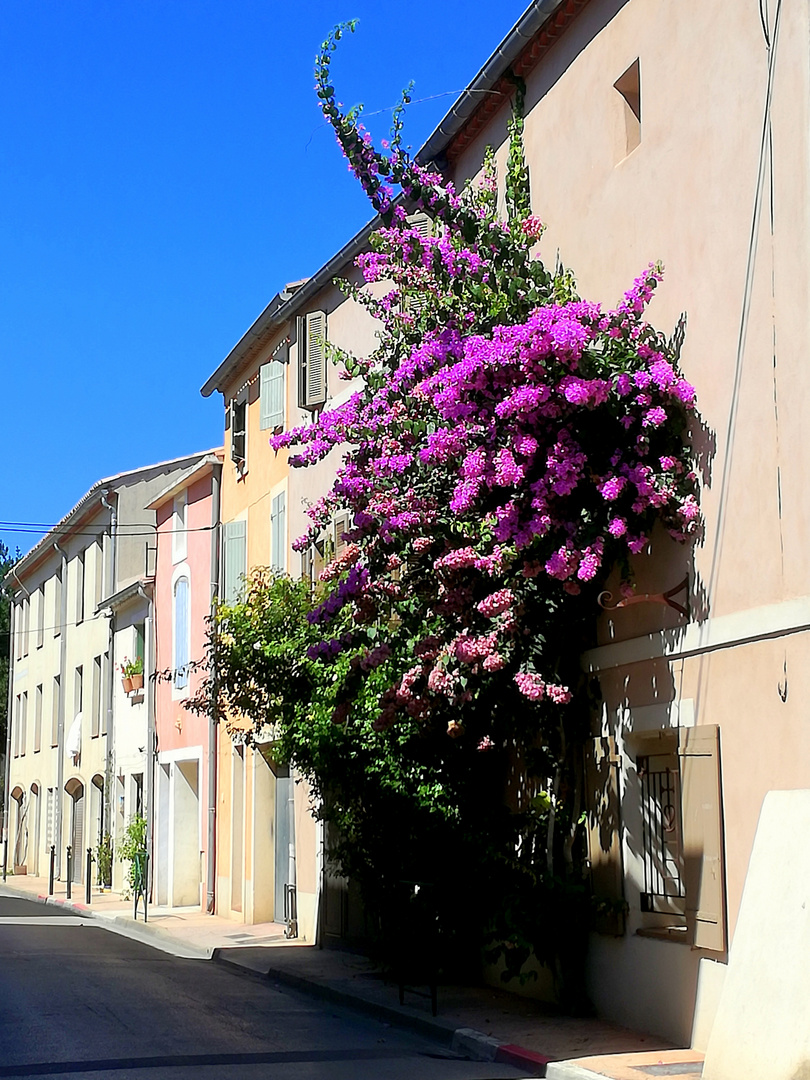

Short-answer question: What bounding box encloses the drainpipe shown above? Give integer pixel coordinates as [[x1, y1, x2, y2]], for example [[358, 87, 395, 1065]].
[[100, 492, 116, 845], [2, 590, 16, 879], [206, 464, 221, 914], [53, 541, 68, 878], [137, 583, 155, 901]]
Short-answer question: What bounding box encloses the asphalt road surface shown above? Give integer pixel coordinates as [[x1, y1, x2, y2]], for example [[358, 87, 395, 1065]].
[[0, 894, 530, 1080]]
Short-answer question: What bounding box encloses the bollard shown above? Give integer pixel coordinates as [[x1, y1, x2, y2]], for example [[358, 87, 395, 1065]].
[[2, 838, 7, 883], [48, 846, 55, 895], [85, 848, 93, 905], [65, 846, 72, 899]]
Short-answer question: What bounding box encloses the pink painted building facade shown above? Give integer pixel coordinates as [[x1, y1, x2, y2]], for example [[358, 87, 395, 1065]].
[[149, 451, 222, 911]]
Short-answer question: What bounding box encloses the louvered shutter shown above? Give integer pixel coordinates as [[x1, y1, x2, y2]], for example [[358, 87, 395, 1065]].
[[260, 361, 286, 431], [304, 311, 327, 408], [223, 521, 247, 604], [333, 512, 351, 557], [409, 212, 431, 239], [174, 577, 190, 688], [271, 492, 286, 572], [584, 735, 625, 934], [679, 725, 726, 951]]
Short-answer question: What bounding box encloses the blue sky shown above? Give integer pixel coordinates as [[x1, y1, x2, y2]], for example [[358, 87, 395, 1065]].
[[1, 0, 524, 557]]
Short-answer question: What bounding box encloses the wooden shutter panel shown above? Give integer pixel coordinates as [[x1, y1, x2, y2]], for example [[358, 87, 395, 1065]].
[[270, 362, 284, 429], [260, 362, 285, 431], [584, 735, 625, 935], [409, 212, 431, 239], [223, 521, 247, 604], [260, 364, 273, 430], [304, 311, 327, 408], [271, 492, 286, 572], [678, 725, 726, 952]]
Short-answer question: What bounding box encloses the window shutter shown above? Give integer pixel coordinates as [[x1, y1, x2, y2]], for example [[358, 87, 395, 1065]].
[[584, 735, 625, 935], [174, 577, 190, 688], [271, 492, 286, 573], [679, 725, 726, 951], [260, 362, 285, 431], [333, 512, 351, 558], [270, 362, 284, 429], [223, 521, 247, 604], [409, 212, 431, 239], [304, 311, 327, 408]]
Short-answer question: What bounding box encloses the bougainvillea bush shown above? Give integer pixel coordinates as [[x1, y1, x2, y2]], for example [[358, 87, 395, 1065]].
[[206, 24, 699, 997]]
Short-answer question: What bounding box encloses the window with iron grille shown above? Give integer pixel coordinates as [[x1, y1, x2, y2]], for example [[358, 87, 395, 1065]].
[[638, 746, 686, 916]]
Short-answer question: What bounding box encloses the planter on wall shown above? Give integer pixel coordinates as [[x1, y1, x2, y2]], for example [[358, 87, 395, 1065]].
[[130, 674, 144, 691], [122, 676, 133, 693]]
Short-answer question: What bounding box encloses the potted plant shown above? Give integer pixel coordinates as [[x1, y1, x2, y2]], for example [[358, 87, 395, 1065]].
[[120, 656, 144, 692]]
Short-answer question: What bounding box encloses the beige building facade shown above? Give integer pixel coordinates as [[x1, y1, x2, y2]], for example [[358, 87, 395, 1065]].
[[411, 0, 810, 1048]]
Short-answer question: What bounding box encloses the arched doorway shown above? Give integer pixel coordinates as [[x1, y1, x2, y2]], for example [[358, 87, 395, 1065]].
[[10, 786, 27, 872], [64, 778, 85, 884]]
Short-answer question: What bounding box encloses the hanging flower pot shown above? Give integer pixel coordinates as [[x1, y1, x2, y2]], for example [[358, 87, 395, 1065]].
[[130, 673, 144, 691], [122, 676, 133, 694]]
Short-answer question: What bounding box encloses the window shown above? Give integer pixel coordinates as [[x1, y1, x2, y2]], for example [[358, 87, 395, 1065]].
[[51, 675, 60, 747], [15, 601, 23, 660], [173, 575, 190, 690], [13, 695, 20, 757], [22, 597, 30, 658], [101, 654, 109, 735], [135, 623, 145, 672], [91, 655, 102, 738], [94, 536, 104, 608], [172, 491, 188, 564], [606, 724, 726, 952], [132, 773, 144, 818], [19, 692, 27, 757], [614, 59, 641, 159], [75, 549, 86, 624], [260, 353, 286, 431], [74, 665, 83, 717], [222, 520, 247, 604], [34, 684, 42, 753], [36, 586, 44, 649], [638, 736, 686, 916], [230, 396, 247, 472], [297, 311, 327, 410], [270, 491, 287, 573], [54, 567, 63, 637]]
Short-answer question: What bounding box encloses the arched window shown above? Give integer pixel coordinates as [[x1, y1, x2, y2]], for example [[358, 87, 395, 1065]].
[[173, 575, 190, 690]]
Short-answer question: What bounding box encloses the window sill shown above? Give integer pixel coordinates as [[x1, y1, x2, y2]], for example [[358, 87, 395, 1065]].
[[636, 925, 689, 944]]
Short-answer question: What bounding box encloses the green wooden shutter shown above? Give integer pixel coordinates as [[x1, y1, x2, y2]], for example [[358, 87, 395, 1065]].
[[271, 492, 286, 572], [304, 311, 327, 408], [260, 362, 285, 431], [223, 520, 247, 603]]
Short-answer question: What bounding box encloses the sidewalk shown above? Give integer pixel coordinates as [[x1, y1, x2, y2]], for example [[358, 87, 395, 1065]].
[[0, 872, 703, 1078]]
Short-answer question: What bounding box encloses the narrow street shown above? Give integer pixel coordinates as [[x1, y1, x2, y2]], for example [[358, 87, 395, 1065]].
[[0, 895, 530, 1080]]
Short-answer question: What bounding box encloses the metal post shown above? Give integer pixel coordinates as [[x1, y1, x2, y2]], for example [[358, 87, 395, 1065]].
[[143, 854, 148, 923], [2, 838, 6, 882], [85, 848, 92, 905], [65, 846, 72, 899], [48, 845, 55, 895]]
